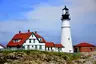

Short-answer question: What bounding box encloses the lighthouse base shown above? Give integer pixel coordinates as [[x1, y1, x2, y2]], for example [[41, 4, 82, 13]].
[[61, 46, 74, 53]]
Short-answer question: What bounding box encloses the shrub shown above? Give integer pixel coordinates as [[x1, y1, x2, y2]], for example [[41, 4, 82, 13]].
[[70, 53, 81, 60]]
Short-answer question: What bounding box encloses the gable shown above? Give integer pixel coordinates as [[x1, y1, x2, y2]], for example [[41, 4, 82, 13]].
[[33, 33, 46, 43], [24, 33, 46, 44], [25, 33, 39, 43]]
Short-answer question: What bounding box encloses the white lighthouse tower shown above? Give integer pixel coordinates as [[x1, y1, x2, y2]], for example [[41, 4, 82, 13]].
[[61, 6, 73, 53]]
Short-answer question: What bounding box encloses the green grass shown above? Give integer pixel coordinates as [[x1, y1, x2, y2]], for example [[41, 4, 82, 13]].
[[0, 49, 40, 54]]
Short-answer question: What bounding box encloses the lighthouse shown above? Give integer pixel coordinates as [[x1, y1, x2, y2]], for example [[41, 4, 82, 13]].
[[61, 6, 73, 53]]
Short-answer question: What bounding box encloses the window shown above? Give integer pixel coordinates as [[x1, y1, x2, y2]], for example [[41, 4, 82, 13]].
[[35, 45, 37, 50], [59, 48, 62, 50], [51, 47, 52, 50], [39, 38, 42, 41], [32, 45, 33, 47], [58, 48, 60, 52], [68, 38, 70, 40], [33, 39, 35, 43], [18, 39, 21, 42], [32, 34, 33, 37], [22, 46, 25, 49], [13, 40, 15, 43], [48, 47, 49, 51], [39, 45, 42, 49], [69, 50, 72, 52], [90, 48, 92, 51], [27, 45, 30, 49], [29, 39, 31, 43], [13, 39, 21, 43]]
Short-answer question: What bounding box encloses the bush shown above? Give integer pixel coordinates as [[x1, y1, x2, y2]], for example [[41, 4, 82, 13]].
[[70, 53, 81, 60]]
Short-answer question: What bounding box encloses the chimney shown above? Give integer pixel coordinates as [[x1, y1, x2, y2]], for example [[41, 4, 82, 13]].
[[19, 31, 21, 33], [35, 31, 37, 34], [28, 30, 30, 32]]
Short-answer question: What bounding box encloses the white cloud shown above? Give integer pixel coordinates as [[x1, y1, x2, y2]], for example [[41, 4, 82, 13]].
[[70, 0, 96, 15], [27, 4, 62, 22], [26, 0, 96, 24], [0, 0, 96, 32]]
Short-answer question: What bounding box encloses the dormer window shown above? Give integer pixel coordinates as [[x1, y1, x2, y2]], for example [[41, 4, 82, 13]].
[[13, 39, 21, 43]]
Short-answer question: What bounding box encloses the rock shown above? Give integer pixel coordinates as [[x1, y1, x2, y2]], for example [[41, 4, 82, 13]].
[[29, 61, 37, 64], [84, 60, 93, 64], [11, 60, 21, 64], [6, 52, 17, 59], [4, 62, 9, 64]]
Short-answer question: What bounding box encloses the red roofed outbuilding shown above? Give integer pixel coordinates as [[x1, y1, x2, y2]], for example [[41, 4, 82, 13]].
[[55, 44, 64, 52], [74, 42, 96, 52], [55, 44, 64, 48], [45, 42, 64, 52], [45, 42, 54, 47]]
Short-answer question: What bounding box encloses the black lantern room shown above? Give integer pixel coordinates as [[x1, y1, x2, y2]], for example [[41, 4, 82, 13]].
[[61, 6, 70, 20]]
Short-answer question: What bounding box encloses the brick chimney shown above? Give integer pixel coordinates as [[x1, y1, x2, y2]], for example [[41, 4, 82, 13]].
[[28, 30, 30, 32], [19, 31, 21, 33], [35, 31, 37, 34]]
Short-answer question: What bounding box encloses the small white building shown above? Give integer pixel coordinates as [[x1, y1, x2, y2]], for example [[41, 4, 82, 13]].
[[0, 44, 5, 50], [45, 42, 64, 52], [7, 30, 64, 52]]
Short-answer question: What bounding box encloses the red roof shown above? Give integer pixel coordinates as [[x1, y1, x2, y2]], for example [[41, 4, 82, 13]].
[[7, 32, 46, 47], [45, 42, 54, 47], [7, 32, 32, 47], [74, 42, 95, 47], [0, 44, 5, 48], [55, 44, 64, 48]]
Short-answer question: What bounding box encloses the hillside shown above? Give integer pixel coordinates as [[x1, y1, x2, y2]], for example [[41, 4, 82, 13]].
[[0, 50, 96, 64]]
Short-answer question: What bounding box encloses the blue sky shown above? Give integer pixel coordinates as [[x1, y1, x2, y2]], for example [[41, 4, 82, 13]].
[[0, 0, 96, 46]]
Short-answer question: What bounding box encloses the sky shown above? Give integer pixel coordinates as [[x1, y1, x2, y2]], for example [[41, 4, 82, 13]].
[[0, 0, 96, 46]]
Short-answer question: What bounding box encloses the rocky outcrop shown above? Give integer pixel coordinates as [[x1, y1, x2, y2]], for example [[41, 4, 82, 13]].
[[0, 51, 96, 64], [72, 52, 96, 64], [0, 51, 67, 64]]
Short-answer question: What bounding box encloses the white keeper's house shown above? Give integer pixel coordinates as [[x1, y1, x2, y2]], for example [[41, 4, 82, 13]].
[[7, 30, 64, 52]]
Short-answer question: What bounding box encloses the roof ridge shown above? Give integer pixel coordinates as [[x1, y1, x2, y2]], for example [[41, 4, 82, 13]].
[[16, 32, 33, 34], [75, 42, 95, 47]]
